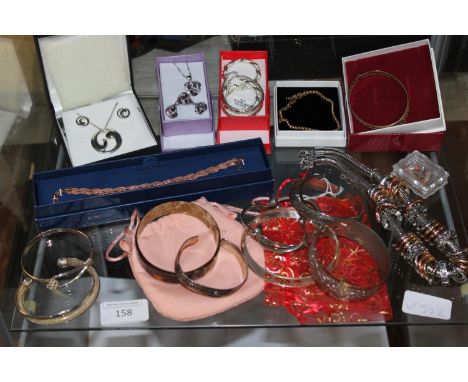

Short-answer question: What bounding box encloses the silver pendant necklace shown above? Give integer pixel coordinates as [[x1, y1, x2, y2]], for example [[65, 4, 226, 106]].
[[173, 62, 202, 96], [165, 63, 208, 119], [76, 102, 122, 153]]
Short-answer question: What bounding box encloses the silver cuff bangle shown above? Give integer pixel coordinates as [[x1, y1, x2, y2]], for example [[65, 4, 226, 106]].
[[175, 238, 248, 297], [308, 220, 391, 301]]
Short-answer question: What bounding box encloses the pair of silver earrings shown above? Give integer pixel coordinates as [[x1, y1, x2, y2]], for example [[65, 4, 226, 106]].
[[76, 107, 130, 127]]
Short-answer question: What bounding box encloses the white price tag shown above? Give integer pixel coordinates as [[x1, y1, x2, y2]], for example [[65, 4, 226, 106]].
[[402, 291, 452, 320], [100, 299, 149, 326]]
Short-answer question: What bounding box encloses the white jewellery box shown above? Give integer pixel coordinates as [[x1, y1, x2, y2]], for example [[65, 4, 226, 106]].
[[38, 35, 158, 167], [274, 80, 347, 148]]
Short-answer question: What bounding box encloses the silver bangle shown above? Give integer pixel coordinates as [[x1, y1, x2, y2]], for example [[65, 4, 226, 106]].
[[289, 177, 363, 224], [241, 228, 317, 288], [308, 221, 390, 301], [222, 58, 261, 83], [241, 206, 309, 254], [221, 74, 264, 116]]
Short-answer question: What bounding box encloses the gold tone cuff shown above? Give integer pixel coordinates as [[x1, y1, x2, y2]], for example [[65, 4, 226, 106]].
[[136, 201, 221, 283]]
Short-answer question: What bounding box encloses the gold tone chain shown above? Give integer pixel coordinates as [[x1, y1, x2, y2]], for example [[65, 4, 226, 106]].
[[278, 90, 341, 131], [52, 157, 245, 203]]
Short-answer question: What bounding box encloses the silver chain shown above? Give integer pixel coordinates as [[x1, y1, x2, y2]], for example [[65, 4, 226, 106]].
[[173, 62, 192, 80]]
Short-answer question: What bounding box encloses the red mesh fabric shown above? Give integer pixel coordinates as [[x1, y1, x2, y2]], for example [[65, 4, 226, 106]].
[[345, 44, 439, 134], [262, 197, 393, 324]]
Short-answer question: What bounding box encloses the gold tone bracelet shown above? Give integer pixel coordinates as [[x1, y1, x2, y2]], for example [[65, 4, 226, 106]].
[[52, 157, 245, 203], [15, 257, 100, 326], [278, 90, 341, 131], [348, 70, 410, 130], [21, 228, 93, 290]]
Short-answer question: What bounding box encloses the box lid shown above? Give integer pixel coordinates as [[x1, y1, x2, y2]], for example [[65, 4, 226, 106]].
[[38, 35, 132, 114]]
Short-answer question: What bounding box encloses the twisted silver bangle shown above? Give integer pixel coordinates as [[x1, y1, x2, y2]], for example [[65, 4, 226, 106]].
[[221, 74, 264, 116], [222, 58, 261, 83]]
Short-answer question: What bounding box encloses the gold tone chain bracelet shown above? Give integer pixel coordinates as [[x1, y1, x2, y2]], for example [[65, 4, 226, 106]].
[[52, 157, 245, 203], [278, 90, 341, 131]]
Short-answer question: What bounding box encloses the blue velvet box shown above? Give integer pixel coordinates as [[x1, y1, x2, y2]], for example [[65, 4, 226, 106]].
[[34, 138, 273, 230]]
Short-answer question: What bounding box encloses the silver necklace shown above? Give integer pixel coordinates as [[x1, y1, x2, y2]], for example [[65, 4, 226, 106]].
[[173, 62, 202, 96], [76, 102, 122, 153]]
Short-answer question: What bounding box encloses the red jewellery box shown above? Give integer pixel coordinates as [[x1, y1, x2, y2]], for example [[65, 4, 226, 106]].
[[342, 40, 445, 152], [217, 51, 271, 153]]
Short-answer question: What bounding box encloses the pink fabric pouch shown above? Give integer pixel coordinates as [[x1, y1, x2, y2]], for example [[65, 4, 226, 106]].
[[112, 197, 264, 321]]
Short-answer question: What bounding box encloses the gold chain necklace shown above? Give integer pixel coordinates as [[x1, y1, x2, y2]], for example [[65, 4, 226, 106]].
[[278, 90, 341, 131]]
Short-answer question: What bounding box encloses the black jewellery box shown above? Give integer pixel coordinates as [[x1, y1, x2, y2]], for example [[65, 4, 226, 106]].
[[36, 35, 159, 167]]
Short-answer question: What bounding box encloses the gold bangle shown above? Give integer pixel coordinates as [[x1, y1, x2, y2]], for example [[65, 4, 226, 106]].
[[20, 228, 93, 290], [15, 258, 100, 326], [135, 201, 221, 283], [348, 70, 410, 130], [175, 238, 248, 297], [278, 90, 341, 131]]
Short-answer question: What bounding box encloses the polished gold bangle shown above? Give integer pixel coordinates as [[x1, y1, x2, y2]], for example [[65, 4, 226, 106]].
[[348, 70, 410, 130], [278, 90, 341, 131], [15, 258, 100, 326], [20, 228, 94, 290], [135, 201, 221, 283]]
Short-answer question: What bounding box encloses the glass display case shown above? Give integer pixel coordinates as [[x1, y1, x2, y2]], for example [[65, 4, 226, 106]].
[[1, 35, 468, 346]]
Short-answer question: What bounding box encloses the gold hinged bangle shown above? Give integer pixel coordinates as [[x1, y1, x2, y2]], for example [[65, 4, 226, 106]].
[[21, 228, 94, 290], [15, 257, 100, 326], [348, 70, 410, 130], [278, 90, 341, 131]]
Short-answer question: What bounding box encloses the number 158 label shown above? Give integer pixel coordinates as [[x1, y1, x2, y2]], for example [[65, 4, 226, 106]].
[[100, 299, 149, 326]]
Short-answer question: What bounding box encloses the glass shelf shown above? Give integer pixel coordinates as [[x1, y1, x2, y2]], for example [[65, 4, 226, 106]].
[[1, 36, 468, 343], [6, 145, 468, 332]]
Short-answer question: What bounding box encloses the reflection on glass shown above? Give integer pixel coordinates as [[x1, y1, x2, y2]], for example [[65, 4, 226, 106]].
[[0, 36, 32, 147]]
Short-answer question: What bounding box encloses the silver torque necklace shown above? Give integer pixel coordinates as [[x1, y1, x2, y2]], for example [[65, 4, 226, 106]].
[[173, 62, 202, 96], [76, 102, 122, 153]]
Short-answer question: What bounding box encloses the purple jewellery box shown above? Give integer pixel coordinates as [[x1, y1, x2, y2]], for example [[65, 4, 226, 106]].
[[33, 138, 273, 230], [156, 53, 214, 138]]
